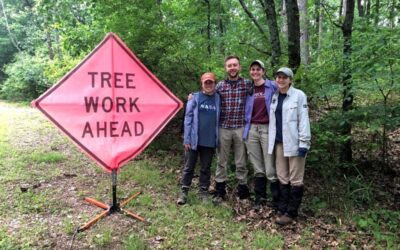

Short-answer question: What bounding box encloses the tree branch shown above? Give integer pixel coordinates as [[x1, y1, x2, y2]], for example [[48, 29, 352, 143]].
[[0, 0, 21, 52], [321, 2, 342, 28], [257, 0, 266, 10], [239, 41, 270, 55], [238, 0, 268, 40]]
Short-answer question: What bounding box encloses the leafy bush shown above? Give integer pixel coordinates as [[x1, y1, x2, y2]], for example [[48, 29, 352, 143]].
[[353, 209, 400, 248], [1, 52, 50, 101], [0, 52, 82, 101]]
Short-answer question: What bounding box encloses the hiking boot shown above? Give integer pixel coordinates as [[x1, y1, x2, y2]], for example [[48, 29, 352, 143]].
[[253, 197, 267, 211], [278, 183, 291, 214], [287, 185, 304, 218], [198, 188, 209, 203], [275, 213, 294, 225], [177, 187, 188, 205], [270, 181, 280, 212], [212, 195, 223, 205]]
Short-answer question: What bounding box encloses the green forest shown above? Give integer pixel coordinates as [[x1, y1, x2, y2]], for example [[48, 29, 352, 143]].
[[0, 0, 399, 249]]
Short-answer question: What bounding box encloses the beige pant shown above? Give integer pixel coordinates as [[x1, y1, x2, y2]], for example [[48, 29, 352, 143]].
[[215, 127, 248, 184], [275, 143, 305, 186], [245, 124, 277, 181]]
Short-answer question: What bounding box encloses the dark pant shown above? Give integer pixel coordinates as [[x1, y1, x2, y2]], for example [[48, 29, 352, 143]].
[[181, 146, 215, 189]]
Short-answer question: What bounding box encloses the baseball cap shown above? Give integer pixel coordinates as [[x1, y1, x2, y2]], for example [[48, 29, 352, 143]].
[[201, 72, 216, 83], [249, 60, 265, 70], [275, 67, 293, 78]]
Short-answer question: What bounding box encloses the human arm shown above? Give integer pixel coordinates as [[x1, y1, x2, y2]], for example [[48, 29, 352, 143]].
[[183, 96, 196, 150], [297, 91, 311, 150]]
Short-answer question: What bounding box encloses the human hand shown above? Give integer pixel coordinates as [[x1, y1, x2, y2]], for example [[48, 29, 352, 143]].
[[184, 144, 192, 151], [298, 148, 308, 158], [187, 93, 193, 100]]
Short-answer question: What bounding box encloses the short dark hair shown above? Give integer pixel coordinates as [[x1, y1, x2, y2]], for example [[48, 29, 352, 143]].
[[224, 55, 240, 64]]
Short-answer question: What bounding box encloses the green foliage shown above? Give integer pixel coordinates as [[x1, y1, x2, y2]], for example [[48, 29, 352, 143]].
[[62, 218, 76, 235], [252, 230, 284, 249], [0, 227, 17, 249], [1, 52, 50, 100], [15, 190, 49, 214], [309, 196, 328, 214], [307, 111, 344, 168], [43, 55, 82, 84], [353, 210, 400, 248], [28, 150, 66, 164], [91, 227, 113, 247], [0, 52, 82, 101], [124, 234, 149, 250], [344, 174, 374, 205]]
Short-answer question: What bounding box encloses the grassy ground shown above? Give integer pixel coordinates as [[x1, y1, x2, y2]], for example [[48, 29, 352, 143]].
[[0, 101, 398, 249]]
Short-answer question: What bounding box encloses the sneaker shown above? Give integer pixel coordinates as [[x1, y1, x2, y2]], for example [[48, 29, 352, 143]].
[[177, 188, 188, 205], [275, 214, 294, 225]]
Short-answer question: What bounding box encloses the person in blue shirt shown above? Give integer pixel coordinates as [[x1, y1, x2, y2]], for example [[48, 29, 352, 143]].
[[177, 72, 221, 205]]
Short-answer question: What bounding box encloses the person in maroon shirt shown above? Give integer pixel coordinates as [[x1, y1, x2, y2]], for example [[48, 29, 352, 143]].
[[243, 60, 279, 211]]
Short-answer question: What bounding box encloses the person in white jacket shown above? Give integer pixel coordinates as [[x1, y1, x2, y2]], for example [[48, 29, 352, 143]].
[[268, 67, 311, 225]]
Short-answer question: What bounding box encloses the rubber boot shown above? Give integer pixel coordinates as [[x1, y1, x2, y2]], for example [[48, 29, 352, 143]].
[[270, 181, 280, 212], [276, 185, 304, 225], [278, 183, 291, 215], [287, 185, 304, 218], [253, 177, 267, 210], [237, 184, 250, 200]]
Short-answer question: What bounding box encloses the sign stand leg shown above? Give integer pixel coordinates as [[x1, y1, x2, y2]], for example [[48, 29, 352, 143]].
[[77, 170, 145, 232]]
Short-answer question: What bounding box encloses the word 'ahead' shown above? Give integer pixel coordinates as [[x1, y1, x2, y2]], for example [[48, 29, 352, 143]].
[[32, 33, 182, 171]]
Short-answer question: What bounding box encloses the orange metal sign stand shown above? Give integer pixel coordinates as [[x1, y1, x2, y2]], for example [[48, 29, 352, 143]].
[[78, 170, 145, 232]]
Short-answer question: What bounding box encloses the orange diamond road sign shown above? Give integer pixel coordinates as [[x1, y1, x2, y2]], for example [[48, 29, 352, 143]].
[[32, 33, 183, 172]]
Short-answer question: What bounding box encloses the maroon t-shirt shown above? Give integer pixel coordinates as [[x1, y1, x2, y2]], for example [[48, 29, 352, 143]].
[[251, 85, 269, 124]]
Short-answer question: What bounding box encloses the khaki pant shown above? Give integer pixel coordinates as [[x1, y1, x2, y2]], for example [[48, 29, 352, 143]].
[[215, 127, 248, 184], [245, 124, 277, 181], [275, 143, 305, 186]]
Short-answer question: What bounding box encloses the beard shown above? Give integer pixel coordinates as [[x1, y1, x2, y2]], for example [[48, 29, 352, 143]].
[[228, 71, 239, 79]]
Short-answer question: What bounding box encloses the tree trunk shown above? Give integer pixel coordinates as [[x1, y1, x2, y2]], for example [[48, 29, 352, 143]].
[[0, 0, 21, 52], [54, 29, 63, 61], [204, 0, 212, 56], [357, 0, 365, 17], [318, 2, 324, 52], [298, 0, 310, 65], [45, 30, 54, 60], [263, 0, 281, 68], [340, 0, 355, 164], [217, 2, 225, 55], [366, 0, 371, 16], [285, 0, 301, 72], [374, 0, 380, 25], [281, 0, 288, 35]]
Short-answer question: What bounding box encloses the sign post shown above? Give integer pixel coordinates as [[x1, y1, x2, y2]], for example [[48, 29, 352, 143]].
[[32, 33, 183, 231]]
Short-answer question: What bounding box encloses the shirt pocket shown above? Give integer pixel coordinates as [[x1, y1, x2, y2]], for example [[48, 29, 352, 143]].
[[286, 103, 298, 122]]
